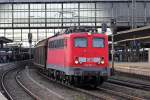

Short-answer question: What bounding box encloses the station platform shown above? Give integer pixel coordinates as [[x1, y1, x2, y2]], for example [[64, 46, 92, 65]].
[[0, 93, 7, 100], [110, 62, 150, 76], [0, 63, 8, 67], [0, 63, 8, 100]]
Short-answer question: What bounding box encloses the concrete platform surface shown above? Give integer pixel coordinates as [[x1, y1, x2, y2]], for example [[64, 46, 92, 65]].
[[0, 63, 8, 100], [0, 92, 7, 100], [0, 63, 9, 67]]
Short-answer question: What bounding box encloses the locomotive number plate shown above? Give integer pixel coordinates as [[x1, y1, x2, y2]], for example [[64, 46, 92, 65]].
[[87, 57, 100, 62], [87, 58, 93, 62], [83, 64, 93, 66], [79, 57, 86, 63]]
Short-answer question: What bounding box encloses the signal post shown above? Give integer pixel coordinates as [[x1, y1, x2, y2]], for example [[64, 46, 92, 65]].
[[28, 33, 32, 60]]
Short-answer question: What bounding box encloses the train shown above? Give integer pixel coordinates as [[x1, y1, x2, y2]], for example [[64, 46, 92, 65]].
[[34, 26, 111, 88]]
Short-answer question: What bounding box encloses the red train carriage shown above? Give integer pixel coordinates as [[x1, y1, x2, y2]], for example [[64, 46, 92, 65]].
[[34, 27, 110, 87]]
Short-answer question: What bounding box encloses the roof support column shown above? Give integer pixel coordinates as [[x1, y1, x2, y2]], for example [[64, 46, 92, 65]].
[[45, 3, 47, 38], [12, 3, 14, 41], [21, 29, 22, 41], [148, 48, 150, 63], [61, 3, 63, 29], [37, 29, 39, 41], [94, 2, 96, 28], [78, 3, 80, 27], [28, 3, 31, 33], [144, 1, 147, 25], [0, 43, 3, 49]]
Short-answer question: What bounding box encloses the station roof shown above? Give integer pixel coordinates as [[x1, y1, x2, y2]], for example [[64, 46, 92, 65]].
[[0, 0, 149, 3], [0, 37, 13, 43], [114, 25, 150, 43]]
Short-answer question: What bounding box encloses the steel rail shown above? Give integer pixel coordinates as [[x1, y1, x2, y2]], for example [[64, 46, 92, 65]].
[[38, 71, 115, 100], [98, 87, 144, 100], [15, 69, 40, 100], [1, 63, 39, 100], [38, 69, 146, 100], [1, 66, 17, 100], [107, 78, 150, 91]]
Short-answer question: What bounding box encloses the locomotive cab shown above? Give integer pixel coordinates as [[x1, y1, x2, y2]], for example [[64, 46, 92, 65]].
[[64, 30, 110, 86]]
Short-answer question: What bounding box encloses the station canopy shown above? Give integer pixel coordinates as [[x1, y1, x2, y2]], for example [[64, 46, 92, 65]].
[[115, 26, 150, 43], [1, 0, 148, 3], [0, 37, 13, 43]]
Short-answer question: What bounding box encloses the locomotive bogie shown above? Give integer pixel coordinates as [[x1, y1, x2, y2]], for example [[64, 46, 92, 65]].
[[39, 67, 106, 87]]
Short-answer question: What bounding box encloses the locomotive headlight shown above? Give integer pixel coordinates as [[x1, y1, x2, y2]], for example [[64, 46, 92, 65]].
[[100, 60, 104, 64], [97, 57, 104, 64], [75, 57, 79, 64], [100, 57, 104, 64], [75, 60, 79, 64]]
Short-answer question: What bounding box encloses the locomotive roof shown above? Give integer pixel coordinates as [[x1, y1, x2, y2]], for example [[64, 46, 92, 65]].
[[64, 26, 98, 34], [35, 26, 106, 47]]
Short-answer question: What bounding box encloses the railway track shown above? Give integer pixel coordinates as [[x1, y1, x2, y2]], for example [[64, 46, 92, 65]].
[[1, 65, 38, 100], [98, 87, 143, 100], [107, 78, 150, 91], [115, 71, 150, 81], [38, 71, 108, 100], [37, 69, 145, 100], [0, 64, 147, 100]]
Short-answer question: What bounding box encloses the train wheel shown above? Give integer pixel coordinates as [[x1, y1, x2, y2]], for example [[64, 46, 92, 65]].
[[56, 71, 60, 81], [73, 76, 81, 86], [64, 75, 69, 85], [90, 84, 98, 89], [69, 76, 75, 85], [99, 76, 107, 85]]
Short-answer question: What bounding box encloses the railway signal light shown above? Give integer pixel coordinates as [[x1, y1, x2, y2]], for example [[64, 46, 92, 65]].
[[28, 33, 32, 60], [28, 33, 32, 44]]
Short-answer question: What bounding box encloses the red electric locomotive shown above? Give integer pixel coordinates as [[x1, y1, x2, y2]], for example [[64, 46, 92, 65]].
[[34, 26, 110, 87]]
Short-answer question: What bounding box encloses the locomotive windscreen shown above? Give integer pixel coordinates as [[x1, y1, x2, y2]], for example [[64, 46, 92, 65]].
[[74, 38, 87, 48], [92, 38, 104, 48]]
